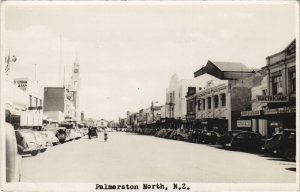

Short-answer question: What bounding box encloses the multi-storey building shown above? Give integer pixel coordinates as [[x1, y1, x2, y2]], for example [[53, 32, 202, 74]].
[[165, 73, 222, 122], [5, 77, 44, 129], [186, 61, 258, 132], [241, 39, 296, 137]]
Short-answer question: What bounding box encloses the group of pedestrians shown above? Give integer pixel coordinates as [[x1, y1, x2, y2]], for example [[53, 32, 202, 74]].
[[88, 127, 108, 141]]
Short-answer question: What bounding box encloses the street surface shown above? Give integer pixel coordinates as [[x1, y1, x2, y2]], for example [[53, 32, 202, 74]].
[[21, 132, 296, 183]]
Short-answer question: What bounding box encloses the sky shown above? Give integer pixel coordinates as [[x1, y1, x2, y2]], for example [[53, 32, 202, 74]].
[[4, 2, 297, 121]]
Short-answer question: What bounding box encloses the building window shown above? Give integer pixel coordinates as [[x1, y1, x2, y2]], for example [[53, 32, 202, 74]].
[[271, 73, 282, 94], [262, 89, 267, 95], [197, 100, 201, 110], [35, 97, 38, 107], [202, 99, 205, 110], [290, 71, 296, 94], [214, 95, 219, 108], [207, 97, 211, 109], [29, 95, 32, 107], [40, 99, 43, 107], [221, 93, 226, 107]]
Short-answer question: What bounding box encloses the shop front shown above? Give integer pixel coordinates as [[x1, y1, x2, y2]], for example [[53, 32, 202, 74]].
[[198, 118, 228, 134], [241, 106, 295, 137]]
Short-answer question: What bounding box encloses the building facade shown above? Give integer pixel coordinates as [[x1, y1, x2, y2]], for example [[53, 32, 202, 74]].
[[6, 77, 44, 129], [166, 73, 222, 121], [241, 39, 296, 137], [185, 61, 258, 132], [43, 87, 76, 122]]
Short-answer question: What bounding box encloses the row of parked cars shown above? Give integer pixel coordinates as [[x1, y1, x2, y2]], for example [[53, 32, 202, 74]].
[[154, 128, 296, 161], [16, 127, 89, 156]]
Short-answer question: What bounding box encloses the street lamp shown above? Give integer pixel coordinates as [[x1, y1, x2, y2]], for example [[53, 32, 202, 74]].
[[5, 52, 17, 75]]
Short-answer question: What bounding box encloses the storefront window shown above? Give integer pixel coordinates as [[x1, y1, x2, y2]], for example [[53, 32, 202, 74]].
[[207, 97, 211, 109], [35, 97, 38, 107], [214, 95, 219, 108], [197, 100, 201, 111], [221, 93, 226, 107], [202, 99, 205, 110]]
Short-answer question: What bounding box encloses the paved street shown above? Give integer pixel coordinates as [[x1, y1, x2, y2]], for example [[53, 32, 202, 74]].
[[21, 132, 296, 183]]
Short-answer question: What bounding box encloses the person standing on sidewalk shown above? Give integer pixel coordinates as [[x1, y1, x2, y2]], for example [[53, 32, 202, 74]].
[[104, 128, 108, 141]]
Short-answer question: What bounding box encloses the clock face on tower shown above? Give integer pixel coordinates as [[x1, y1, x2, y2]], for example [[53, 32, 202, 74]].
[[74, 69, 79, 73]]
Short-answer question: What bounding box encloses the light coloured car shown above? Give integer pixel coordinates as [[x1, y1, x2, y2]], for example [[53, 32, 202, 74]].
[[6, 123, 22, 182], [33, 131, 47, 152], [40, 131, 60, 146], [15, 129, 39, 156]]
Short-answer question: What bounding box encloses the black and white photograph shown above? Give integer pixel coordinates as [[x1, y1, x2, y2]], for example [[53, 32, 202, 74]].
[[1, 1, 299, 191]]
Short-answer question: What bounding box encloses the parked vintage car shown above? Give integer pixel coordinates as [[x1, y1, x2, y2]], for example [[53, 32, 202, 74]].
[[168, 130, 177, 139], [226, 131, 263, 151], [39, 131, 53, 147], [74, 129, 83, 139], [15, 129, 39, 156], [155, 128, 167, 137], [188, 129, 201, 143], [89, 127, 98, 139], [218, 130, 244, 147], [262, 133, 282, 154], [56, 128, 67, 143], [6, 123, 22, 182], [40, 131, 60, 146], [141, 128, 157, 135], [33, 131, 47, 152], [199, 130, 220, 144], [278, 129, 296, 161], [174, 129, 190, 141], [162, 129, 174, 138]]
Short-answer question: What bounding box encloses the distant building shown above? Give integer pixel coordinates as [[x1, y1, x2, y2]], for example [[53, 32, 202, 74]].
[[166, 73, 222, 121], [96, 119, 109, 128], [43, 87, 76, 122]]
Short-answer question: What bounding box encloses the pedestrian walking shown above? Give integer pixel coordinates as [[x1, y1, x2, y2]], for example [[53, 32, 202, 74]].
[[88, 127, 91, 140], [104, 129, 108, 141]]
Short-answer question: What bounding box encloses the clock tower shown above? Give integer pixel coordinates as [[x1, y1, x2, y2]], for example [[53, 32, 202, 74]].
[[68, 58, 80, 121]]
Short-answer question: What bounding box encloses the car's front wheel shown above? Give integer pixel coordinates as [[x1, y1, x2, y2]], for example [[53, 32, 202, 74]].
[[31, 150, 38, 156], [40, 148, 47, 153], [284, 149, 295, 161]]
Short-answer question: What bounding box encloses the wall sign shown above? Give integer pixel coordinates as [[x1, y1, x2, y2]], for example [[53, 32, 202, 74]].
[[15, 80, 28, 91], [263, 106, 296, 115], [256, 95, 288, 103], [237, 120, 252, 127], [241, 110, 261, 116]]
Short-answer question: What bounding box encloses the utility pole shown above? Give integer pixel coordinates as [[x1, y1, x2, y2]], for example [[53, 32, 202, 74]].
[[5, 50, 17, 75], [34, 64, 37, 82]]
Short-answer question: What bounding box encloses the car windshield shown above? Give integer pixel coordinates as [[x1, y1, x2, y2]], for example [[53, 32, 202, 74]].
[[22, 132, 35, 142]]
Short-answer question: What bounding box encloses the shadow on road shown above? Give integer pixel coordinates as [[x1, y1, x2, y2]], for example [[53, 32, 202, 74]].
[[22, 154, 33, 158], [285, 167, 296, 172]]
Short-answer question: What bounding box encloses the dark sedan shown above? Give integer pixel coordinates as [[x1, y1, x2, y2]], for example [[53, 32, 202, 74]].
[[226, 132, 263, 151], [262, 133, 282, 155], [218, 130, 243, 147], [199, 130, 220, 145]]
